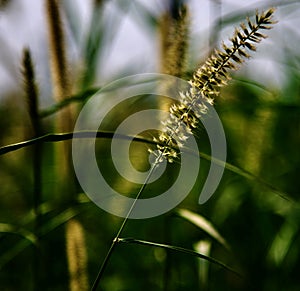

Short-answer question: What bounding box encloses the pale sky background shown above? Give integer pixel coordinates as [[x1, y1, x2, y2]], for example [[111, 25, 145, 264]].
[[0, 0, 299, 107]]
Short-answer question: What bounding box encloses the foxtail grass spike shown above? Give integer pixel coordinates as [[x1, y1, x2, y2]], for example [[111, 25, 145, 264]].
[[46, 0, 71, 102], [152, 7, 277, 163], [160, 1, 189, 77], [66, 219, 89, 291], [22, 48, 41, 136]]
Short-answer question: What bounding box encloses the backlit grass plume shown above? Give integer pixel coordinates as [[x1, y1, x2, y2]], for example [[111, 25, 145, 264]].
[[160, 1, 189, 77], [152, 8, 277, 163], [66, 219, 89, 291]]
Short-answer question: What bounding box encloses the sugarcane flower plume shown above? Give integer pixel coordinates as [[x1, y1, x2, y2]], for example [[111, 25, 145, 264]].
[[150, 7, 277, 163]]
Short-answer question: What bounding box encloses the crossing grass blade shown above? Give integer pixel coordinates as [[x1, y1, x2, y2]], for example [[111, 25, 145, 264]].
[[116, 237, 241, 277], [0, 223, 37, 245], [176, 208, 230, 250], [0, 204, 88, 269]]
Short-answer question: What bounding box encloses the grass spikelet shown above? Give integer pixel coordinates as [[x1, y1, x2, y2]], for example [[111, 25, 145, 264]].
[[66, 219, 89, 291], [160, 1, 189, 77], [46, 0, 71, 103], [22, 48, 41, 136], [153, 7, 277, 163]]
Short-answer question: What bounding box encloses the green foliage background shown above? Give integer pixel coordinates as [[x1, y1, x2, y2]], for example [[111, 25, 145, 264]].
[[0, 1, 299, 290]]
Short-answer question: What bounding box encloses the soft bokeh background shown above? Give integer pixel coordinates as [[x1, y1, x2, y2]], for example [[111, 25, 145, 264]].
[[1, 0, 299, 104], [0, 0, 300, 290]]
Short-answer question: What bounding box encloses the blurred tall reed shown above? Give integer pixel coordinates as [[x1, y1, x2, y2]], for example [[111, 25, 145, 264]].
[[22, 48, 43, 291], [45, 0, 88, 290]]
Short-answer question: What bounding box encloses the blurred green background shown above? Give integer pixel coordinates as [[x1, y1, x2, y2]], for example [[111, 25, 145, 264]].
[[0, 0, 300, 290]]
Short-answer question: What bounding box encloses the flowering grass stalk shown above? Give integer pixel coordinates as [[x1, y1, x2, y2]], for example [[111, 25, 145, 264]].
[[152, 7, 277, 163], [22, 48, 43, 291], [92, 8, 277, 290]]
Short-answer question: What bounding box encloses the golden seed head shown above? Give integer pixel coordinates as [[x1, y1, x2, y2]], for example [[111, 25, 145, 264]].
[[152, 7, 277, 163]]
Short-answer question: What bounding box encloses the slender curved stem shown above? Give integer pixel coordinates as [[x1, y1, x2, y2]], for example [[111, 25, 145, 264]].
[[91, 161, 160, 291]]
